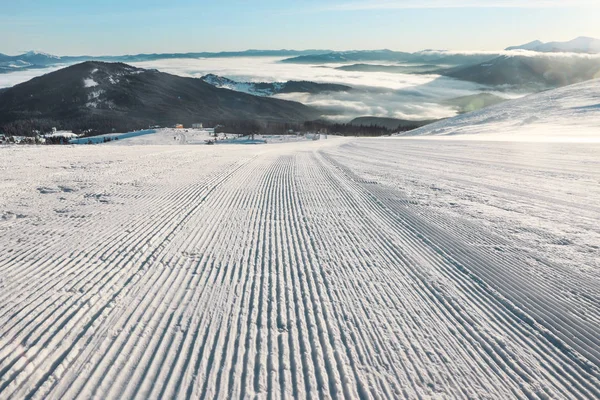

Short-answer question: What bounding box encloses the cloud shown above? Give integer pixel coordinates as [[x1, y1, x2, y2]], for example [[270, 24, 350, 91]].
[[327, 0, 600, 11], [130, 57, 505, 121], [418, 49, 600, 58], [0, 65, 65, 88], [0, 56, 526, 121]]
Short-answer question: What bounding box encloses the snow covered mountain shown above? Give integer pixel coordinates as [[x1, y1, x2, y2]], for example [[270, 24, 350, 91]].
[[396, 79, 600, 141], [200, 74, 351, 96], [506, 37, 600, 54], [200, 74, 284, 96], [505, 40, 544, 51], [440, 54, 600, 88], [0, 51, 63, 73], [19, 50, 61, 63], [0, 62, 320, 136]]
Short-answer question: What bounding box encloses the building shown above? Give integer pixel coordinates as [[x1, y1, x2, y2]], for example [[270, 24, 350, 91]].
[[192, 123, 203, 129], [174, 124, 184, 129]]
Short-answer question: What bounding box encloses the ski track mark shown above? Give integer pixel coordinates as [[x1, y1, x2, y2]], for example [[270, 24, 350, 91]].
[[0, 139, 599, 399]]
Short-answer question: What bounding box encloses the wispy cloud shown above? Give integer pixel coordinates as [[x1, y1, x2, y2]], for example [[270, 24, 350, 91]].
[[327, 0, 599, 11]]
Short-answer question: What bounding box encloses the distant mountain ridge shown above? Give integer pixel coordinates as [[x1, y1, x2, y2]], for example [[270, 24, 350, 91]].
[[0, 49, 332, 74], [505, 40, 544, 51], [280, 50, 501, 66], [0, 61, 320, 136], [335, 63, 440, 74], [438, 54, 600, 89], [280, 49, 413, 64], [506, 37, 600, 54], [200, 74, 351, 96]]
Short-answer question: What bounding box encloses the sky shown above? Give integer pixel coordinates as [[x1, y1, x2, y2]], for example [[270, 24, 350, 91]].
[[1, 0, 600, 56]]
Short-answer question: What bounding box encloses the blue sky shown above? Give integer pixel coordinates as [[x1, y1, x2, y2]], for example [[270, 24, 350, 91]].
[[1, 0, 599, 55]]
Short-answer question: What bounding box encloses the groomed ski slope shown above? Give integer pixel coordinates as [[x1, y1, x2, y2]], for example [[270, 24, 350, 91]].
[[0, 138, 599, 399]]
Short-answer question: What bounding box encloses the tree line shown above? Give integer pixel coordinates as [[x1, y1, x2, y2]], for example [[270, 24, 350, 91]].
[[1, 117, 417, 142]]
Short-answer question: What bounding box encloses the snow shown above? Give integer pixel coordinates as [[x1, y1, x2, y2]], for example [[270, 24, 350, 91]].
[[397, 78, 600, 142], [201, 74, 280, 97], [44, 130, 78, 138], [83, 78, 98, 88], [69, 129, 157, 144], [65, 128, 325, 146], [85, 89, 106, 108], [24, 50, 61, 59], [1, 131, 599, 398], [107, 128, 215, 145]]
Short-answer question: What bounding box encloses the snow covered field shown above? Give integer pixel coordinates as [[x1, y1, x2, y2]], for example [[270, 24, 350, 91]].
[[1, 136, 599, 399]]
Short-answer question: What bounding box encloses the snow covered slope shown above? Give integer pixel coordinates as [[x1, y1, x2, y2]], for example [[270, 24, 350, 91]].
[[1, 138, 600, 398], [398, 79, 600, 141]]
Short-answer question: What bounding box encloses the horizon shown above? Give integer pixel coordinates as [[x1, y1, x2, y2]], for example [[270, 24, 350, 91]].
[[4, 36, 600, 58], [2, 1, 600, 56]]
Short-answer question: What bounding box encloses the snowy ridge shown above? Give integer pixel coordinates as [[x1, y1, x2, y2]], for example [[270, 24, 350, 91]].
[[201, 74, 284, 96], [0, 138, 599, 398], [397, 79, 600, 141], [506, 37, 600, 54], [199, 74, 349, 97], [201, 74, 278, 96], [24, 50, 61, 59]]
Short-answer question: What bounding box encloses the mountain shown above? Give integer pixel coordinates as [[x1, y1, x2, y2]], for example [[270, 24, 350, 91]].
[[439, 54, 600, 88], [200, 74, 351, 96], [0, 62, 320, 136], [0, 51, 63, 73], [18, 51, 62, 65], [77, 49, 332, 63], [350, 116, 439, 130], [505, 40, 544, 51], [0, 49, 332, 75], [409, 51, 500, 66], [281, 50, 499, 66], [537, 37, 600, 53], [395, 78, 600, 141], [281, 50, 413, 64], [335, 63, 440, 74], [505, 37, 600, 54]]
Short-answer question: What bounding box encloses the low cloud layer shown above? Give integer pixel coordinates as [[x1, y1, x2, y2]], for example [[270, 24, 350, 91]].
[[131, 57, 498, 121], [1, 56, 529, 121], [0, 65, 65, 89]]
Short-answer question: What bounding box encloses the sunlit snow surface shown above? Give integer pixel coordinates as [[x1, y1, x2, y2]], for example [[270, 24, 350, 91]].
[[399, 78, 600, 142], [2, 81, 600, 397], [1, 129, 600, 398]]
